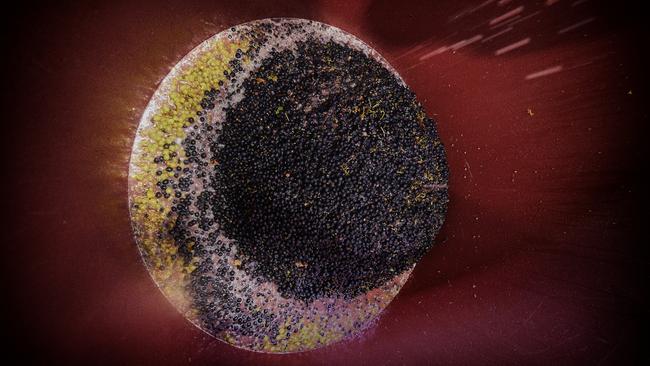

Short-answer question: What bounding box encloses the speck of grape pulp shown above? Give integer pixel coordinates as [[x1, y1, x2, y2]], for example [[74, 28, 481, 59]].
[[128, 18, 449, 353]]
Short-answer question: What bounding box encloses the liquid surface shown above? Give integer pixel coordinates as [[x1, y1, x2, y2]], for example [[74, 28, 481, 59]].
[[128, 18, 448, 353]]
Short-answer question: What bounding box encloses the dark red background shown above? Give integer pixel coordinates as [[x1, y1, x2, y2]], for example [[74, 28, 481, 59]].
[[3, 0, 647, 364]]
